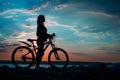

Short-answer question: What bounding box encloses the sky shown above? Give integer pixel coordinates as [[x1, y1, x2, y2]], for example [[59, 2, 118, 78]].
[[0, 0, 120, 62]]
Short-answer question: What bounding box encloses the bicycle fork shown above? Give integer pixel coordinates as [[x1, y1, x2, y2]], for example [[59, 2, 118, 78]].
[[54, 50, 60, 60]]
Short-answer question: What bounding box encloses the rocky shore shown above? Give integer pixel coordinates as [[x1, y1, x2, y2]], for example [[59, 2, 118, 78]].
[[0, 63, 120, 80]]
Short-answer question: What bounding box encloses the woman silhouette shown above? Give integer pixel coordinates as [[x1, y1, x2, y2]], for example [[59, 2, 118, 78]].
[[36, 15, 52, 68]]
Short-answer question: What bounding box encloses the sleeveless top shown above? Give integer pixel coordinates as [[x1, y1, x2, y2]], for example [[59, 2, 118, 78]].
[[36, 23, 47, 41]]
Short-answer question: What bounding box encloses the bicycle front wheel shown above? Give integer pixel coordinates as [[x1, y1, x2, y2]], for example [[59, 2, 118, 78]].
[[48, 48, 69, 69], [12, 46, 35, 69]]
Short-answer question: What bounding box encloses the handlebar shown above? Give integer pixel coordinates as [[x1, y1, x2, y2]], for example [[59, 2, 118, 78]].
[[52, 33, 56, 37], [49, 33, 56, 40]]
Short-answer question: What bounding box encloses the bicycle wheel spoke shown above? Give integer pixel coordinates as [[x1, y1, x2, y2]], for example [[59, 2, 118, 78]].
[[54, 52, 60, 60]]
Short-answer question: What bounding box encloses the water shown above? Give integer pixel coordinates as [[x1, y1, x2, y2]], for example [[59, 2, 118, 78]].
[[0, 62, 115, 69], [0, 63, 52, 68], [0, 63, 78, 69]]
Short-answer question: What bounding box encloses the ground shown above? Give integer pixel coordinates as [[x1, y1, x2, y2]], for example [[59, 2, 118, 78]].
[[0, 63, 120, 80]]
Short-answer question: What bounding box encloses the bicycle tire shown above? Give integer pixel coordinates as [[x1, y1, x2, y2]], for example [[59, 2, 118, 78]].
[[12, 46, 35, 69], [48, 48, 69, 69]]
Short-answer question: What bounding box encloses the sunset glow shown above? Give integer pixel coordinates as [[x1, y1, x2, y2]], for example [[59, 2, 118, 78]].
[[0, 0, 120, 62]]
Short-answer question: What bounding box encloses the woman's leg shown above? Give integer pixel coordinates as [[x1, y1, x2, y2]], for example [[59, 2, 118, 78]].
[[36, 40, 44, 67]]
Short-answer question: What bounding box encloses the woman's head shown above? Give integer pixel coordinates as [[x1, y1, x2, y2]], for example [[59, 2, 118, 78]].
[[37, 15, 45, 23]]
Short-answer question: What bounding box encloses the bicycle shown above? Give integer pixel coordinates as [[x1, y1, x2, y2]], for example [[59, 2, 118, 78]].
[[12, 33, 69, 69]]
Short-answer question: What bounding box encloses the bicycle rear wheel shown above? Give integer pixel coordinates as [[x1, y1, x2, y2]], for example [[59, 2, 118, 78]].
[[48, 48, 69, 69], [12, 46, 35, 69]]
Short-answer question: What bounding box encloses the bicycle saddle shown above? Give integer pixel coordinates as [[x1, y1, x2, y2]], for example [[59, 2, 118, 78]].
[[27, 39, 36, 42]]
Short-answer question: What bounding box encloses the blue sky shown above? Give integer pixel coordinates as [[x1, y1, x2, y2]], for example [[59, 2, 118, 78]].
[[0, 0, 120, 62]]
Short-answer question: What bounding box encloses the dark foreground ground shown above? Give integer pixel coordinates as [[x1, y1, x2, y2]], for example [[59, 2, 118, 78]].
[[0, 63, 120, 80]]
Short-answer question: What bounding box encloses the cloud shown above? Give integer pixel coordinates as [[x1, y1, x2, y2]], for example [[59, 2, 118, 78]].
[[44, 19, 92, 40], [45, 19, 90, 37], [79, 11, 117, 18], [70, 52, 87, 56], [0, 39, 20, 53], [96, 46, 120, 54], [80, 25, 120, 36], [44, 20, 85, 37], [0, 9, 37, 16], [27, 1, 49, 12], [5, 15, 13, 18], [11, 32, 34, 39], [22, 24, 36, 29], [0, 48, 7, 53], [0, 37, 5, 42], [71, 11, 120, 40], [70, 27, 90, 37], [44, 14, 118, 38], [0, 34, 2, 37], [42, 1, 49, 8], [46, 15, 56, 19], [26, 18, 36, 22], [44, 20, 58, 27], [55, 4, 69, 10], [0, 2, 49, 16], [0, 45, 5, 48]]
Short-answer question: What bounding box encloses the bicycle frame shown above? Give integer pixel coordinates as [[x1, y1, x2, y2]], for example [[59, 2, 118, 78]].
[[19, 37, 56, 57], [44, 37, 55, 51]]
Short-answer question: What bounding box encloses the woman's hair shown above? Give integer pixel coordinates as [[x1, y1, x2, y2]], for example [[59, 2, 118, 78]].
[[37, 15, 45, 23]]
